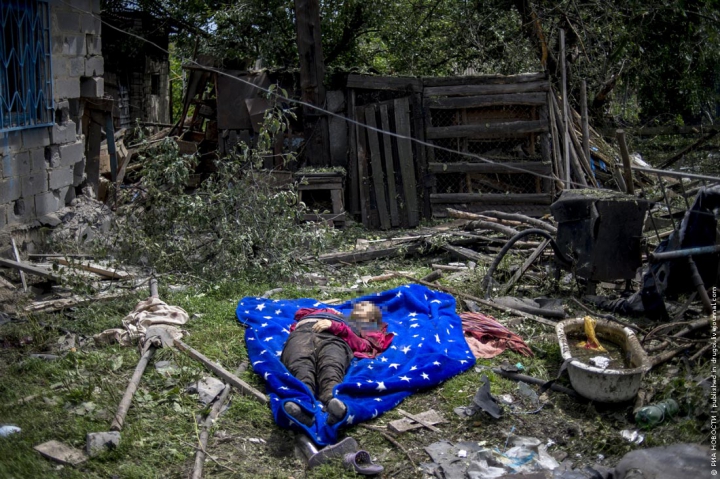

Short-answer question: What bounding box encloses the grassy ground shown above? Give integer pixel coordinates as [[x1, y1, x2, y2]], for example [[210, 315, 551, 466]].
[[0, 251, 710, 478]]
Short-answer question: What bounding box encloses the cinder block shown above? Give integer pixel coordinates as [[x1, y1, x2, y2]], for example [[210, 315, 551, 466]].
[[52, 56, 68, 79], [45, 145, 61, 168], [8, 197, 37, 224], [22, 174, 49, 198], [92, 0, 101, 14], [80, 76, 103, 98], [55, 101, 71, 123], [327, 91, 345, 113], [52, 121, 77, 145], [60, 184, 76, 205], [54, 79, 81, 100], [60, 141, 84, 167], [35, 191, 60, 216], [61, 35, 86, 56], [30, 148, 47, 172], [73, 157, 86, 186], [0, 177, 22, 203], [80, 14, 97, 34], [56, 12, 80, 33], [85, 34, 101, 56], [2, 151, 31, 178], [48, 167, 74, 190], [0, 131, 23, 154], [69, 57, 85, 77], [22, 127, 51, 149], [85, 56, 103, 77]]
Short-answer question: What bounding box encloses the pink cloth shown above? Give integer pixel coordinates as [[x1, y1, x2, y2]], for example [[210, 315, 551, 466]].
[[460, 311, 533, 359]]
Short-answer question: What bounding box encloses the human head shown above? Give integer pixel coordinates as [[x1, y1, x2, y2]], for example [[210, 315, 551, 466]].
[[350, 301, 382, 330]]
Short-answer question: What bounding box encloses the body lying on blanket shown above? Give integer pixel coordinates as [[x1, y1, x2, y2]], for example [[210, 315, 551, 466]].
[[281, 301, 393, 426]]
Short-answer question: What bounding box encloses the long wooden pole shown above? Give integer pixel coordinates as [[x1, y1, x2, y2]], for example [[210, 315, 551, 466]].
[[560, 29, 570, 186], [110, 346, 155, 431], [616, 129, 635, 194], [580, 80, 591, 169]]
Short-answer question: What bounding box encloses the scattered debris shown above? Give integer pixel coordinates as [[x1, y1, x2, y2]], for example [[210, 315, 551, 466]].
[[0, 425, 21, 437], [34, 440, 88, 466], [86, 431, 121, 457], [388, 409, 446, 434]]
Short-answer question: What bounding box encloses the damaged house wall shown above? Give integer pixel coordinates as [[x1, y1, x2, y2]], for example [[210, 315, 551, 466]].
[[0, 0, 103, 231], [101, 9, 171, 129]]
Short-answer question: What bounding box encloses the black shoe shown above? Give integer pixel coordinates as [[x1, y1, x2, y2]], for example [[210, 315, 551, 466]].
[[326, 398, 347, 426], [284, 401, 314, 427]]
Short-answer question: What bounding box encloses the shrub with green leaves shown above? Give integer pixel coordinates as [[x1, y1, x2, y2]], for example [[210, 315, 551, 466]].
[[113, 99, 329, 283]]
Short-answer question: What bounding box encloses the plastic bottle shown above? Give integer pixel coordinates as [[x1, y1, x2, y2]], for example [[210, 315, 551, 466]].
[[634, 399, 679, 428]]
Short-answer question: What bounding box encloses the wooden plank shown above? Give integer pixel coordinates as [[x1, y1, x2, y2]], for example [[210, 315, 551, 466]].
[[426, 92, 547, 109], [396, 409, 442, 432], [297, 182, 344, 191], [316, 242, 424, 264], [428, 161, 551, 175], [0, 258, 61, 281], [379, 104, 400, 226], [430, 193, 552, 205], [421, 72, 545, 87], [355, 107, 371, 227], [347, 89, 359, 214], [442, 244, 493, 263], [388, 409, 446, 433], [411, 92, 431, 219], [424, 81, 549, 97], [52, 258, 130, 280], [426, 120, 548, 140], [394, 97, 419, 227], [347, 74, 422, 92], [364, 105, 391, 229]]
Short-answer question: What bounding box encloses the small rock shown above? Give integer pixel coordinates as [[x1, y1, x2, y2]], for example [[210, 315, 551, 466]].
[[86, 431, 121, 457], [38, 214, 62, 227], [196, 377, 225, 405]]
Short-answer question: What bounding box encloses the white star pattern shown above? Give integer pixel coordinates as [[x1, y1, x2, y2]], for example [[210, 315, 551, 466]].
[[424, 295, 428, 300], [413, 334, 419, 338], [313, 302, 321, 307], [260, 350, 267, 355], [374, 398, 382, 402], [368, 365, 373, 370], [410, 324, 420, 328], [240, 302, 244, 306], [247, 337, 255, 341], [418, 343, 423, 348], [245, 310, 250, 314], [380, 357, 388, 362], [460, 360, 468, 364], [275, 309, 281, 315], [403, 284, 411, 288], [422, 373, 430, 380], [357, 382, 362, 387], [372, 409, 378, 418], [264, 337, 274, 342], [401, 345, 411, 354], [376, 382, 387, 391], [431, 299, 441, 304], [279, 386, 288, 390], [347, 415, 355, 424], [409, 317, 418, 322], [410, 365, 417, 371], [435, 334, 441, 343], [282, 328, 289, 334], [366, 380, 374, 383], [389, 363, 400, 369], [256, 303, 266, 311], [408, 312, 417, 317], [391, 345, 397, 350], [396, 292, 402, 298], [400, 375, 411, 382], [449, 324, 454, 329], [261, 323, 268, 327], [433, 361, 441, 366], [253, 360, 264, 366], [263, 316, 272, 320], [276, 351, 282, 356], [264, 372, 271, 380]]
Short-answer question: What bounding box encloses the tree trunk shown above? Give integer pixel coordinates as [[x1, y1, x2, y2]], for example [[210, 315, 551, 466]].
[[294, 0, 331, 167]]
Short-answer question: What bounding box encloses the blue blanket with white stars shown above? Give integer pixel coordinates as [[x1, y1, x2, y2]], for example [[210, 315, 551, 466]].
[[235, 284, 475, 446]]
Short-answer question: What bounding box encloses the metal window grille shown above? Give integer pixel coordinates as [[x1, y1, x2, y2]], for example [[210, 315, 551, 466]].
[[0, 0, 53, 133]]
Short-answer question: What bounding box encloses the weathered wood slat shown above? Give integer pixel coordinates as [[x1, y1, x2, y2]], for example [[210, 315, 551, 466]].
[[426, 120, 548, 140], [428, 161, 551, 175], [364, 105, 391, 230], [53, 258, 130, 280], [379, 104, 400, 227], [0, 258, 61, 281], [316, 242, 424, 264], [297, 181, 343, 191], [347, 74, 423, 92], [426, 92, 547, 109], [355, 107, 371, 227], [421, 72, 545, 87], [442, 244, 493, 263], [394, 97, 419, 227], [347, 89, 359, 214], [424, 81, 549, 97], [430, 193, 552, 205], [411, 92, 431, 219]]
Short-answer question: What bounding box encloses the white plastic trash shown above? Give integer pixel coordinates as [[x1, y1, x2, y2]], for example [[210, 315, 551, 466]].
[[0, 425, 21, 437]]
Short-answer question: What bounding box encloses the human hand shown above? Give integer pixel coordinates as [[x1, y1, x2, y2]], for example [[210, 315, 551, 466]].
[[312, 319, 332, 332]]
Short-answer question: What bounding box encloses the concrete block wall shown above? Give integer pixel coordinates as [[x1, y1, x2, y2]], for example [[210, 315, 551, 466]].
[[0, 0, 101, 231]]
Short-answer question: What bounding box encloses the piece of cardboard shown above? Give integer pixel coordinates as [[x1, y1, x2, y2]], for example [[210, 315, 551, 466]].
[[35, 440, 88, 465]]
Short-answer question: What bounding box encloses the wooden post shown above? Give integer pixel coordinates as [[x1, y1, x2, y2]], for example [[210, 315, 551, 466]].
[[580, 80, 591, 169], [294, 0, 330, 167], [616, 129, 635, 195], [111, 346, 155, 431], [11, 238, 27, 292], [560, 29, 570, 187]]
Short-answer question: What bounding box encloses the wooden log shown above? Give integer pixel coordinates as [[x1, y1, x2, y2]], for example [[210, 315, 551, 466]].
[[394, 97, 419, 227], [427, 161, 550, 175], [424, 80, 549, 97], [616, 130, 635, 195], [316, 241, 424, 265], [364, 105, 391, 229], [430, 193, 552, 205], [53, 258, 130, 280], [396, 409, 441, 432], [174, 339, 268, 404], [480, 210, 557, 234], [111, 346, 155, 431], [11, 238, 27, 292], [465, 220, 519, 237], [580, 80, 591, 169], [426, 92, 547, 109], [347, 74, 422, 92], [379, 104, 400, 226], [421, 72, 546, 87], [426, 120, 548, 140], [431, 264, 468, 271], [0, 258, 61, 282], [192, 362, 248, 479], [442, 244, 493, 263], [498, 239, 550, 296], [420, 270, 443, 282]]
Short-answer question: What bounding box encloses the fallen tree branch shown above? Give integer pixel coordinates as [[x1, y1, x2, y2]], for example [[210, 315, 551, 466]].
[[659, 130, 719, 169]]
